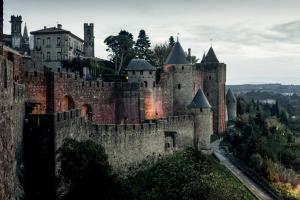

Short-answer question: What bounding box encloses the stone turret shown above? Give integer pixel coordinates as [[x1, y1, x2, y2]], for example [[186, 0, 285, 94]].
[[226, 88, 237, 120], [201, 46, 226, 135], [21, 23, 30, 55], [84, 23, 94, 57], [10, 15, 22, 49], [189, 89, 213, 151], [164, 40, 193, 115], [127, 58, 156, 120]]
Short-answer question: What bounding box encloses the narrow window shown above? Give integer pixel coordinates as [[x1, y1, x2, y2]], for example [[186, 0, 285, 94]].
[[207, 93, 209, 97], [149, 71, 153, 75], [178, 84, 181, 90], [209, 76, 212, 80], [47, 52, 51, 60], [144, 81, 148, 88], [57, 37, 61, 46], [47, 37, 51, 46], [140, 70, 143, 75], [153, 81, 156, 88], [182, 66, 184, 70], [36, 38, 41, 48], [57, 52, 61, 60], [132, 71, 135, 75]]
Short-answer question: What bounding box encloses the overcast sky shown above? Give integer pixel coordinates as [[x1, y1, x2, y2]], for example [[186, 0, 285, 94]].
[[4, 0, 300, 84]]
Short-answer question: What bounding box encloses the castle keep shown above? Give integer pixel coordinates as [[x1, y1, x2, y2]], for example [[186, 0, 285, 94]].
[[0, 4, 237, 199]]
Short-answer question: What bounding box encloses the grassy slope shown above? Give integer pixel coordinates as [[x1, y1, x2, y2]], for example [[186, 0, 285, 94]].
[[126, 149, 257, 200]]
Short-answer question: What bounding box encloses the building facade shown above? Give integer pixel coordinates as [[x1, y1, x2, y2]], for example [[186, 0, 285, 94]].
[[30, 24, 84, 70]]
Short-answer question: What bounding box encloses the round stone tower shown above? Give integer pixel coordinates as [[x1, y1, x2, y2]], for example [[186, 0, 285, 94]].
[[226, 88, 237, 121], [189, 89, 213, 151], [164, 40, 193, 115]]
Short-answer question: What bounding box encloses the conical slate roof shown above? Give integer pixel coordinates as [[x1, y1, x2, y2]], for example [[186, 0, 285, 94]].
[[200, 52, 206, 63], [164, 42, 190, 65], [127, 59, 156, 71], [226, 88, 237, 103], [188, 89, 211, 109], [203, 47, 219, 63], [23, 23, 29, 39]]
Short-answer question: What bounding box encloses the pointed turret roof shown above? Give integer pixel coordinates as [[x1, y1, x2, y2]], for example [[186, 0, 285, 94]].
[[203, 47, 219, 63], [127, 59, 155, 71], [188, 89, 211, 109], [164, 41, 190, 65], [23, 23, 29, 39], [200, 52, 206, 63], [226, 88, 237, 103]]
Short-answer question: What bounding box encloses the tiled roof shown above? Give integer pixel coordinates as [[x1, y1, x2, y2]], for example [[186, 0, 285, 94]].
[[30, 26, 84, 42]]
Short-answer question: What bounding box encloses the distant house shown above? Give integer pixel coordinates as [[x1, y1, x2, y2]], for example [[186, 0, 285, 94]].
[[30, 24, 84, 70]]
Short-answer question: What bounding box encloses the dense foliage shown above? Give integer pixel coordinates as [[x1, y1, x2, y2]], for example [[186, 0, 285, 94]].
[[225, 91, 300, 199], [104, 30, 198, 74], [57, 139, 255, 200], [56, 139, 129, 200]]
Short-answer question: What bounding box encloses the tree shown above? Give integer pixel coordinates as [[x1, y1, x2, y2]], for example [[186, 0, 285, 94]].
[[249, 153, 263, 171], [169, 36, 175, 47], [151, 43, 172, 67], [57, 139, 129, 200], [104, 30, 135, 75], [135, 29, 152, 61]]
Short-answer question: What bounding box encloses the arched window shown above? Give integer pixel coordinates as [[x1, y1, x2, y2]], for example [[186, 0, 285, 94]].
[[61, 95, 75, 112]]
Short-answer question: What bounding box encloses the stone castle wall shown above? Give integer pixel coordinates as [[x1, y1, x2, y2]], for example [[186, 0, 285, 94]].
[[51, 72, 142, 124], [24, 109, 194, 198], [90, 115, 194, 173], [0, 56, 25, 200], [0, 56, 16, 200]]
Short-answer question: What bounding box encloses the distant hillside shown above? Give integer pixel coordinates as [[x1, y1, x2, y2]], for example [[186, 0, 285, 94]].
[[227, 84, 300, 95]]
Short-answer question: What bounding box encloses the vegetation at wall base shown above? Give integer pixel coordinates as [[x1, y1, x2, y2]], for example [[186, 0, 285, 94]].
[[57, 139, 256, 200]]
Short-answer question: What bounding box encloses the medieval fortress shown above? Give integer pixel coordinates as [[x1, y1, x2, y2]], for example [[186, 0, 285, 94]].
[[0, 1, 237, 199]]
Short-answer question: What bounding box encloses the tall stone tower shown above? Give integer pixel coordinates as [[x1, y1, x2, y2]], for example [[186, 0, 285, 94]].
[[84, 23, 94, 57], [201, 47, 226, 134], [189, 89, 213, 151], [226, 88, 237, 121], [10, 15, 22, 49], [164, 41, 193, 115]]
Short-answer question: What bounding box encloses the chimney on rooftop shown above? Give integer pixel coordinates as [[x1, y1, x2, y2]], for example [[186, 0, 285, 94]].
[[57, 24, 62, 29]]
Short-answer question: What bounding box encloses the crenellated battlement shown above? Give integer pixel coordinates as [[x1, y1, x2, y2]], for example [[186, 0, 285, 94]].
[[91, 114, 193, 137], [22, 71, 46, 82], [54, 109, 81, 123]]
